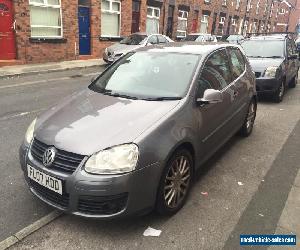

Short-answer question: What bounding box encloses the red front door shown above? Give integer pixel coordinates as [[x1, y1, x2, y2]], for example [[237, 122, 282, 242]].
[[0, 0, 16, 60]]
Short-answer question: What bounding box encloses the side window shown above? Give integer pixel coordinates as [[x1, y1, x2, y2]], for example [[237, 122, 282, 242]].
[[196, 50, 231, 98], [147, 35, 158, 44], [158, 35, 168, 43], [228, 48, 245, 79]]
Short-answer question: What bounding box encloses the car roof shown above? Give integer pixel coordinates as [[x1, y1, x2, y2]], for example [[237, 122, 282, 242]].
[[134, 42, 239, 55], [248, 34, 286, 41]]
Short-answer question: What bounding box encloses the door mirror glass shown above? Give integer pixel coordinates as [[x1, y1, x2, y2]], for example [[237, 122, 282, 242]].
[[197, 89, 223, 105]]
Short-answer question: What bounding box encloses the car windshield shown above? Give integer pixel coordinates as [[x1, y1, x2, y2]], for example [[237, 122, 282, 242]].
[[89, 52, 200, 100], [120, 34, 147, 45], [241, 40, 284, 58], [182, 35, 199, 41]]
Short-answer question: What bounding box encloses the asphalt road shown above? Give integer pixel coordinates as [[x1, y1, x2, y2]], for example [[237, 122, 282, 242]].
[[0, 66, 106, 242], [0, 69, 299, 249]]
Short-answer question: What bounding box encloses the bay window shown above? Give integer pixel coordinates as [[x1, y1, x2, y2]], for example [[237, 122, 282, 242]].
[[146, 6, 160, 34], [177, 10, 188, 38], [101, 0, 121, 37], [29, 0, 62, 38]]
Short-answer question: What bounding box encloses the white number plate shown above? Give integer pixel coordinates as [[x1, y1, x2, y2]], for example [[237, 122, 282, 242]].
[[27, 165, 63, 195]]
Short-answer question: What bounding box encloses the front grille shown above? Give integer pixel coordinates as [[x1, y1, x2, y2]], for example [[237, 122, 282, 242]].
[[255, 72, 262, 78], [78, 193, 128, 215], [29, 179, 69, 209], [30, 139, 85, 174]]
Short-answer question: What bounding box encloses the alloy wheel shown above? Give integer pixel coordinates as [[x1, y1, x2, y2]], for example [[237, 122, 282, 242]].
[[164, 155, 191, 209]]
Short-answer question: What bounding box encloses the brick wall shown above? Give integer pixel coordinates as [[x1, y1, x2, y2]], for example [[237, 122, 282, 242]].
[[9, 0, 291, 65]]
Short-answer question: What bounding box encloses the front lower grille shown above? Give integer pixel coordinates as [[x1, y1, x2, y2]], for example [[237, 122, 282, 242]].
[[30, 139, 85, 174], [29, 179, 69, 209], [78, 193, 128, 215]]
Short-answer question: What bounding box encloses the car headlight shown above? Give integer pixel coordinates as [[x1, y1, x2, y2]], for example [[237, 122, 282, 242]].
[[85, 144, 139, 174], [25, 118, 37, 144], [264, 66, 279, 78]]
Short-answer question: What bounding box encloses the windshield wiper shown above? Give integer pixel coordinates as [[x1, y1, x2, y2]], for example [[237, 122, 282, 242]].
[[264, 56, 283, 58], [105, 91, 139, 100], [142, 97, 182, 101]]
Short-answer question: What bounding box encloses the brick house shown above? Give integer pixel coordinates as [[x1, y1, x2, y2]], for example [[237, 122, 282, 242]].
[[0, 0, 292, 64]]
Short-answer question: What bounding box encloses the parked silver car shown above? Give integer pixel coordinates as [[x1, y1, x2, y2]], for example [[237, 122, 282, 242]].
[[181, 33, 217, 42], [20, 43, 257, 218], [103, 32, 173, 64]]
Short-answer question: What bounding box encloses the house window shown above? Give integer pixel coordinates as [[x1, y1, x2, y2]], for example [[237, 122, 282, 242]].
[[256, 0, 260, 14], [243, 20, 248, 36], [231, 18, 237, 33], [146, 6, 160, 34], [222, 0, 227, 6], [252, 22, 257, 32], [177, 10, 188, 37], [279, 8, 286, 15], [246, 0, 251, 12], [200, 15, 209, 34], [29, 0, 62, 38], [219, 16, 226, 34], [101, 0, 121, 37], [236, 0, 240, 10]]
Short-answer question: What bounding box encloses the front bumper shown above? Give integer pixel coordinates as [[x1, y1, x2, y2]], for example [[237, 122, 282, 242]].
[[255, 77, 281, 93], [19, 143, 162, 219]]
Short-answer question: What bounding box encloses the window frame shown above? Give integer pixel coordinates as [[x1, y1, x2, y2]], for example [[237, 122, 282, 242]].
[[236, 0, 240, 10], [29, 0, 63, 39], [196, 48, 234, 96], [200, 15, 209, 34], [146, 6, 160, 34], [226, 47, 246, 81], [177, 10, 189, 38], [101, 0, 121, 38]]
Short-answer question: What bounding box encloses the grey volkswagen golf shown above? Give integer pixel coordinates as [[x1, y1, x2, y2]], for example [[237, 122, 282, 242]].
[[20, 43, 257, 218]]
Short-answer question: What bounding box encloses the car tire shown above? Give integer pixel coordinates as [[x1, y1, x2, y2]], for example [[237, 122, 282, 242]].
[[155, 149, 194, 216], [289, 71, 298, 88], [239, 99, 257, 137], [274, 81, 285, 103]]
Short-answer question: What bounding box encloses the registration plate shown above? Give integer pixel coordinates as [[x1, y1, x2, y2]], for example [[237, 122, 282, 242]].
[[27, 165, 63, 195]]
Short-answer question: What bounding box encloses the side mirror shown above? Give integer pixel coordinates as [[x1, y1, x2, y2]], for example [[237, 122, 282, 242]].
[[196, 89, 223, 105]]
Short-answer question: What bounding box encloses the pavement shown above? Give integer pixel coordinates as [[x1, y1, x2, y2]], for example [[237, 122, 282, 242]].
[[0, 68, 299, 250], [0, 59, 105, 79]]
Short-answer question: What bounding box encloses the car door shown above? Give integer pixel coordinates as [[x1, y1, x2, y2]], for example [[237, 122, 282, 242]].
[[226, 47, 250, 128], [194, 49, 238, 159], [286, 38, 298, 83]]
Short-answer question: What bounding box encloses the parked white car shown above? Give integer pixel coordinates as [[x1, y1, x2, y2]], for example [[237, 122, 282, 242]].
[[181, 33, 217, 42], [103, 33, 173, 64]]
